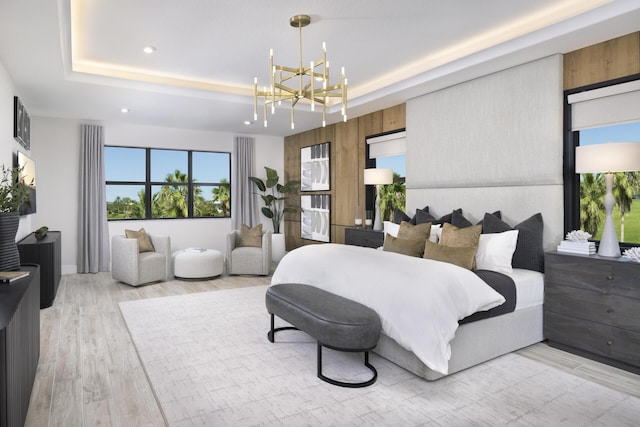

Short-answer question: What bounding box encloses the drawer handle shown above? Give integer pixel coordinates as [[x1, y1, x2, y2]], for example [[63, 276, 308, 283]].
[[607, 340, 613, 346], [606, 307, 614, 314], [606, 275, 613, 280]]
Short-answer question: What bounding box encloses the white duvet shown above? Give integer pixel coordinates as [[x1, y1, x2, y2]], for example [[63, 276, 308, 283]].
[[271, 244, 506, 374]]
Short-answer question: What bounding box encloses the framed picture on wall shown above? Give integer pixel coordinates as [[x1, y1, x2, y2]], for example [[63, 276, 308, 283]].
[[13, 96, 30, 150], [300, 142, 330, 191], [301, 194, 330, 242]]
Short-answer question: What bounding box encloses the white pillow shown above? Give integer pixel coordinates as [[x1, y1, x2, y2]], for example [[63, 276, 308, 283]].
[[383, 221, 400, 238], [475, 230, 519, 274], [430, 224, 441, 243]]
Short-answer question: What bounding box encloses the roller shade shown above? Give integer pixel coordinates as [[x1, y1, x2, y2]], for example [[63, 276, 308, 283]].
[[568, 79, 640, 130], [366, 131, 406, 158]]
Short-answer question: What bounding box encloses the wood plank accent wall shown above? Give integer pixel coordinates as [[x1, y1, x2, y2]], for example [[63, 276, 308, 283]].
[[284, 104, 405, 250], [564, 32, 640, 90]]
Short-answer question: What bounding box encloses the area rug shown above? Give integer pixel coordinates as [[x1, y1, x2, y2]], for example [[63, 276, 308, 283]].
[[119, 286, 640, 426]]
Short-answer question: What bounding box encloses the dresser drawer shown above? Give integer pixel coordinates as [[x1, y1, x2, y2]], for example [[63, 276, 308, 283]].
[[544, 311, 640, 368], [544, 285, 640, 332], [545, 253, 640, 298]]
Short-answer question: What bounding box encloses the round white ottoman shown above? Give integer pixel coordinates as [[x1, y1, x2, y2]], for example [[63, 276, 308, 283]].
[[172, 248, 224, 279]]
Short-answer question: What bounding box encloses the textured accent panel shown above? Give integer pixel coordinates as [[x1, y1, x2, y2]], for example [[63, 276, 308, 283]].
[[406, 55, 563, 188], [406, 184, 564, 252]]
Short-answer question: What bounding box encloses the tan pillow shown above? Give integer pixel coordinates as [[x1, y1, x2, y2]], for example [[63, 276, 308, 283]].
[[439, 223, 482, 247], [125, 228, 155, 253], [439, 223, 482, 268], [423, 240, 477, 270], [383, 234, 425, 258], [397, 221, 431, 242], [237, 224, 263, 247]]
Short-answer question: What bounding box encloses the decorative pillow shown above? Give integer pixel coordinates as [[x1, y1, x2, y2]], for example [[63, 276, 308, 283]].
[[383, 221, 400, 238], [429, 224, 442, 243], [482, 212, 544, 272], [398, 221, 431, 242], [439, 223, 482, 248], [237, 223, 263, 247], [423, 240, 477, 270], [476, 211, 501, 226], [415, 209, 436, 224], [383, 234, 425, 258], [451, 210, 473, 228], [475, 230, 519, 274], [393, 208, 413, 224], [125, 228, 155, 253], [439, 223, 482, 268], [393, 206, 429, 225]]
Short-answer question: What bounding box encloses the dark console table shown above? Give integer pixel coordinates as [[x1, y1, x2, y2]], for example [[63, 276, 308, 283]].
[[0, 264, 40, 427], [344, 227, 384, 249], [18, 231, 61, 308]]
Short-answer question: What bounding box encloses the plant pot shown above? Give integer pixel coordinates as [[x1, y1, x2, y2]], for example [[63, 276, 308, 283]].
[[0, 212, 21, 271], [271, 233, 286, 262]]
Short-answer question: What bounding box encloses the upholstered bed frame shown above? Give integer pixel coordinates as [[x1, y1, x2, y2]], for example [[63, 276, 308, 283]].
[[372, 183, 563, 380], [375, 305, 543, 380]]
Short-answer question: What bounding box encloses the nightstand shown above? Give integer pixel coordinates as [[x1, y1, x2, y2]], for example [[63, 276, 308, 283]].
[[544, 251, 640, 374], [344, 227, 384, 249]]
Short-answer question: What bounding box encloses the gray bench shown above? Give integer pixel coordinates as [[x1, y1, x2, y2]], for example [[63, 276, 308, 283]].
[[265, 283, 382, 388]]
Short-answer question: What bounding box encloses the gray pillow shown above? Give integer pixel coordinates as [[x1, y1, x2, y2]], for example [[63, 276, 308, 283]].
[[451, 210, 473, 228], [393, 206, 429, 225], [482, 212, 544, 272]]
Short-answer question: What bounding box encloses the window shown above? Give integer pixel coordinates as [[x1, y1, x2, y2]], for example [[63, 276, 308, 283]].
[[564, 74, 640, 246], [365, 130, 406, 221], [105, 147, 230, 220], [577, 124, 640, 244]]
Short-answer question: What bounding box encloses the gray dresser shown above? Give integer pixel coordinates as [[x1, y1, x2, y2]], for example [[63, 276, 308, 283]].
[[544, 252, 640, 374]]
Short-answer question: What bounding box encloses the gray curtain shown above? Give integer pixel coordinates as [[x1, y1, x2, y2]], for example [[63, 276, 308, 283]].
[[78, 124, 110, 273], [231, 136, 257, 229]]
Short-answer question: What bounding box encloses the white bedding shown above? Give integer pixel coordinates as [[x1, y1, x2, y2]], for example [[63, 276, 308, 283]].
[[505, 268, 545, 310], [271, 244, 506, 375]]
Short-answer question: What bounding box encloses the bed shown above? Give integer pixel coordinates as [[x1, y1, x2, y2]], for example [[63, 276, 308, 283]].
[[270, 212, 547, 380]]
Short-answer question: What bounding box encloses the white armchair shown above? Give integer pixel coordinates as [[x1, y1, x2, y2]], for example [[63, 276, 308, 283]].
[[226, 230, 272, 275], [111, 234, 172, 286]]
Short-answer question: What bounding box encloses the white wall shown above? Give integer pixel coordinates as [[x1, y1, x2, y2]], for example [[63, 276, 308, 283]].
[[0, 60, 34, 240], [29, 118, 283, 274]]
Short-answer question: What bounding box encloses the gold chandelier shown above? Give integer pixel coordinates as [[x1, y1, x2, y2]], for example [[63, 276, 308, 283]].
[[253, 15, 347, 130]]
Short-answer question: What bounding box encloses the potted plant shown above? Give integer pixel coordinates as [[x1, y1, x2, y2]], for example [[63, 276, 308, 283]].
[[0, 164, 33, 271], [249, 166, 302, 261]]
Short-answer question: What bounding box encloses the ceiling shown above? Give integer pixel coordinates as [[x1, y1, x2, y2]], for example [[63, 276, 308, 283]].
[[1, 0, 640, 138]]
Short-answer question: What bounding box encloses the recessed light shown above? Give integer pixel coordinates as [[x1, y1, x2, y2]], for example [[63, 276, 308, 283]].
[[143, 46, 156, 54], [121, 108, 130, 113], [243, 120, 252, 126]]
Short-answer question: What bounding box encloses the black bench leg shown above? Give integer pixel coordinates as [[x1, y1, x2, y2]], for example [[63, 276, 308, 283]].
[[267, 313, 299, 343], [316, 343, 378, 388]]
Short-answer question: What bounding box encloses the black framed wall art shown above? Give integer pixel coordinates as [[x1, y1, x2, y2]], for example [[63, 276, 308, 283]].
[[301, 194, 330, 242], [13, 96, 30, 150], [300, 142, 330, 191]]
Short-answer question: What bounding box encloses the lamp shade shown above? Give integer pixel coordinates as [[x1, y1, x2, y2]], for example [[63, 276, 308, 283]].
[[575, 142, 640, 173], [364, 168, 393, 185]]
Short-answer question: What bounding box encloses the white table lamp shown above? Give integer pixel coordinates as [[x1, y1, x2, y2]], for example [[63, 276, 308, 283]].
[[364, 168, 393, 231], [575, 142, 640, 257]]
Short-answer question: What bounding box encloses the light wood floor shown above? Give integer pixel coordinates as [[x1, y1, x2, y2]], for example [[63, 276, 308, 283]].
[[26, 272, 640, 426]]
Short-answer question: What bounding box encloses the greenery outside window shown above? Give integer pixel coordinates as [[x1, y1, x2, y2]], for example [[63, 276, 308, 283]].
[[105, 147, 230, 220], [375, 154, 406, 222]]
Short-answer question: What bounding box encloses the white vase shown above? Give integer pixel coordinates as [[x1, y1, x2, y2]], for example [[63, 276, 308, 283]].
[[271, 233, 286, 262]]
